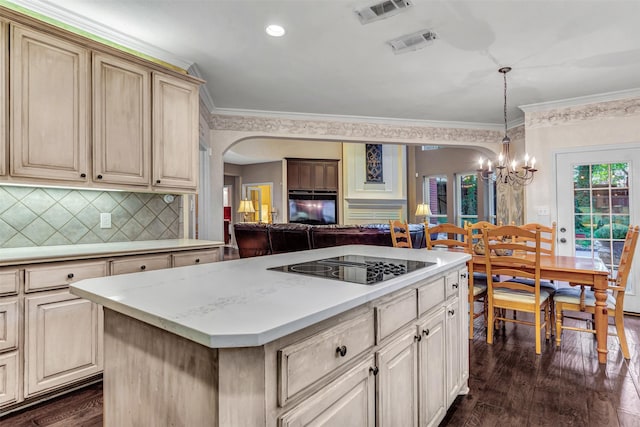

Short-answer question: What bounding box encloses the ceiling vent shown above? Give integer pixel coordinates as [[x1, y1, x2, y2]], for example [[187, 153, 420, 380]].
[[387, 30, 437, 54], [355, 0, 413, 25]]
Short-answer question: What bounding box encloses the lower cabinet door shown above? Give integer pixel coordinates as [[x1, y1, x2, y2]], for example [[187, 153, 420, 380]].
[[418, 308, 447, 427], [25, 290, 103, 396], [445, 297, 462, 406], [376, 328, 419, 427], [0, 351, 19, 406], [278, 356, 375, 427]]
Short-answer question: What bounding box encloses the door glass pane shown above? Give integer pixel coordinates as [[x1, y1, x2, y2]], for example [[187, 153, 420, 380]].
[[574, 165, 590, 189], [572, 162, 630, 271], [457, 173, 477, 227]]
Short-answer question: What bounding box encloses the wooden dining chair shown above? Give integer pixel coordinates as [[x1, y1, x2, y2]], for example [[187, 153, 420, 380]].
[[512, 222, 557, 256], [463, 221, 499, 338], [426, 223, 469, 250], [389, 220, 412, 248], [554, 225, 639, 359], [484, 224, 553, 355]]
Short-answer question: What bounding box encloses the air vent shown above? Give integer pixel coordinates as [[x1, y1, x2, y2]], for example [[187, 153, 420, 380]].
[[387, 30, 437, 54], [355, 0, 413, 25]]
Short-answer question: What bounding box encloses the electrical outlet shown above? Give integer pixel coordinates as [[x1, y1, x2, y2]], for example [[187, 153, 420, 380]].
[[100, 212, 112, 229], [537, 207, 550, 216]]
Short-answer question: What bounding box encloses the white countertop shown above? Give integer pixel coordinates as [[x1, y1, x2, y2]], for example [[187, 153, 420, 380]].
[[0, 239, 224, 266], [71, 245, 470, 349]]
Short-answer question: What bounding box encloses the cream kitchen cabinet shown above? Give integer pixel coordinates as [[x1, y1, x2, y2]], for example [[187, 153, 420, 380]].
[[376, 328, 419, 426], [172, 249, 220, 267], [278, 356, 376, 427], [0, 352, 19, 406], [10, 25, 90, 182], [418, 307, 447, 427], [110, 253, 172, 275], [24, 290, 103, 396], [93, 52, 151, 187], [152, 72, 199, 191]]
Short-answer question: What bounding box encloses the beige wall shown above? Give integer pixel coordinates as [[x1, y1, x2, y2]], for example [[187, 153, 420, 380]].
[[524, 98, 640, 224]]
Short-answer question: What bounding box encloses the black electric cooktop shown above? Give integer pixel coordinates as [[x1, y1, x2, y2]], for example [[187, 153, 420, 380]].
[[268, 255, 435, 285]]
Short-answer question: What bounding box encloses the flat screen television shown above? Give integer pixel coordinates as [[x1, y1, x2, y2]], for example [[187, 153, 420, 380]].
[[288, 198, 337, 225]]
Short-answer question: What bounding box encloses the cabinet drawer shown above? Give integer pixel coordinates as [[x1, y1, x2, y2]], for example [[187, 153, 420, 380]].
[[111, 254, 171, 275], [375, 289, 417, 343], [0, 268, 20, 295], [445, 271, 461, 299], [0, 351, 19, 407], [0, 300, 18, 352], [25, 260, 108, 292], [278, 310, 375, 406], [172, 249, 219, 267], [417, 277, 445, 317]]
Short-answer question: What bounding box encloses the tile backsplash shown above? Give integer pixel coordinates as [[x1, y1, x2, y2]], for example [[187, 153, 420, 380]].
[[0, 186, 183, 248]]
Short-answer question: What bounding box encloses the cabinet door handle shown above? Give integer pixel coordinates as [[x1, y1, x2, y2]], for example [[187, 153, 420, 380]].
[[140, 265, 147, 270], [156, 179, 161, 184], [195, 258, 200, 263], [335, 345, 347, 357], [67, 273, 74, 279], [97, 174, 103, 179], [461, 273, 467, 279], [80, 173, 86, 178], [422, 329, 430, 337], [448, 309, 455, 316], [369, 366, 379, 376], [414, 334, 422, 342], [452, 283, 459, 289]]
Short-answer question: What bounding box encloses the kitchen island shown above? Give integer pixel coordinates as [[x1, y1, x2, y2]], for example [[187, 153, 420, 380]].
[[71, 245, 470, 426]]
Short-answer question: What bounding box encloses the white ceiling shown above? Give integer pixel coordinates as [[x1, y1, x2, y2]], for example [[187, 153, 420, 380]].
[[12, 0, 640, 161]]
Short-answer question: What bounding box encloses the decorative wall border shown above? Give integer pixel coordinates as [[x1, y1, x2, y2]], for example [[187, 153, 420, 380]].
[[525, 97, 640, 128], [210, 114, 502, 145]]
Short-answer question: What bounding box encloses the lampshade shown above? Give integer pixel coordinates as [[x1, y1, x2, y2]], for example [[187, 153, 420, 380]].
[[415, 203, 432, 217], [237, 199, 255, 213]]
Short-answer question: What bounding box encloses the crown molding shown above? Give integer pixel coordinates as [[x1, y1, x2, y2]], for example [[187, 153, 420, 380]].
[[6, 0, 193, 70], [519, 88, 640, 113], [188, 64, 216, 112], [210, 107, 504, 132]]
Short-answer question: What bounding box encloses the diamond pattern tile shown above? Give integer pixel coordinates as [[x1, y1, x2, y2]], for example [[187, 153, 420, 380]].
[[0, 186, 182, 248]]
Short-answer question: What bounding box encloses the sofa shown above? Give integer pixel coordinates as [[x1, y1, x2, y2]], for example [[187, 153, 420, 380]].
[[233, 223, 426, 258]]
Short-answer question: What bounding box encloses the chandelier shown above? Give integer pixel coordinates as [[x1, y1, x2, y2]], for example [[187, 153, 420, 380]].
[[477, 67, 537, 186]]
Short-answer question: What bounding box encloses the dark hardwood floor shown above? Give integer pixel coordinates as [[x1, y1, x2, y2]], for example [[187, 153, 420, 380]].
[[3, 249, 638, 426]]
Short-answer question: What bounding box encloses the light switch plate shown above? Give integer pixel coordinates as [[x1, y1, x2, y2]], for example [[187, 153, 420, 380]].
[[100, 212, 112, 229]]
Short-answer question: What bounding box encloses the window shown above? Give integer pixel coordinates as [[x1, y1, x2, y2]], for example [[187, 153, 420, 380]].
[[457, 173, 478, 227], [422, 175, 447, 225]]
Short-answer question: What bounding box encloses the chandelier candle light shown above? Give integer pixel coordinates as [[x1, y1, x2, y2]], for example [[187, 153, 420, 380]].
[[477, 67, 537, 186]]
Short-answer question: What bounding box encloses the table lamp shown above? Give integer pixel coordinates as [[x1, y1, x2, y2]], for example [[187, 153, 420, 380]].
[[238, 199, 255, 222], [415, 203, 432, 222]]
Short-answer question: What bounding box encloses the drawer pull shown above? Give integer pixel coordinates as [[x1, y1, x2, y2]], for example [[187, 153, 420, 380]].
[[97, 174, 103, 179], [67, 273, 74, 279], [140, 265, 146, 270], [448, 309, 455, 316], [369, 366, 379, 376], [80, 173, 86, 178], [156, 179, 161, 184], [422, 328, 430, 337], [335, 345, 347, 357], [414, 334, 422, 342], [452, 283, 459, 289], [195, 258, 200, 263], [461, 273, 468, 279]]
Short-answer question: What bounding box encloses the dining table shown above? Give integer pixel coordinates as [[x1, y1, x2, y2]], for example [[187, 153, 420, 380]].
[[467, 253, 611, 364]]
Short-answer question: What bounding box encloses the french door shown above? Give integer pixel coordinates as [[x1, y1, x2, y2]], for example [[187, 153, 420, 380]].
[[556, 147, 640, 313]]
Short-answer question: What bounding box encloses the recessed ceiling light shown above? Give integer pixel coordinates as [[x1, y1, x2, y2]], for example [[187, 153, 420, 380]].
[[265, 24, 285, 37]]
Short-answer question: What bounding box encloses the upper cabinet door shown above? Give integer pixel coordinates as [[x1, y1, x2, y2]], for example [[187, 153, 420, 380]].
[[152, 72, 199, 191], [93, 53, 150, 186], [10, 25, 90, 182], [0, 20, 6, 177]]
